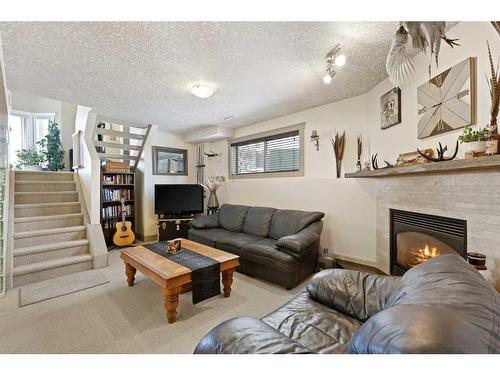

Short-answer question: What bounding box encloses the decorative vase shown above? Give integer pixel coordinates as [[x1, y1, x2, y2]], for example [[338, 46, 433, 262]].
[[335, 160, 342, 178], [463, 141, 486, 154], [486, 139, 498, 155], [356, 159, 362, 172], [207, 190, 220, 209]]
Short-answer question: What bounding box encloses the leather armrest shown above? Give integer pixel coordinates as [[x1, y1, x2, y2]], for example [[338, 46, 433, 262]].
[[306, 269, 400, 322], [276, 221, 322, 259], [190, 214, 219, 229], [194, 317, 311, 354]]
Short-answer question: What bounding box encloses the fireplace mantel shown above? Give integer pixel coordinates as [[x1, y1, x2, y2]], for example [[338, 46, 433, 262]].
[[345, 154, 500, 178]]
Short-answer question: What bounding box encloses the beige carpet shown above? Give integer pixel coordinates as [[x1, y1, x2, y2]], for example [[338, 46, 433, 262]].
[[0, 249, 309, 353], [18, 269, 109, 307]]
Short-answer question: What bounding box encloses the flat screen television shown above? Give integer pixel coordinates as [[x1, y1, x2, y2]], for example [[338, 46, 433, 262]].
[[154, 184, 204, 215]]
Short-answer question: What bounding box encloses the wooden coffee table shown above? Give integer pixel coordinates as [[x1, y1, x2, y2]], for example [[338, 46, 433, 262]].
[[120, 238, 239, 324]]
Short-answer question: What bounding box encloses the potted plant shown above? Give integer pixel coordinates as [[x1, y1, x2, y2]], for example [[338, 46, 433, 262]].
[[458, 125, 490, 153], [15, 147, 44, 171], [42, 120, 65, 171]]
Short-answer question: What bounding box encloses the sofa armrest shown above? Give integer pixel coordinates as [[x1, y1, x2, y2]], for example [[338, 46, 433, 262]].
[[190, 214, 219, 229], [194, 317, 311, 354], [306, 269, 400, 322], [276, 221, 323, 259]]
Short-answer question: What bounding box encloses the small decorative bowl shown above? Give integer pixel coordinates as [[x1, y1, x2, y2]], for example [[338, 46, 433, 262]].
[[167, 239, 181, 254]]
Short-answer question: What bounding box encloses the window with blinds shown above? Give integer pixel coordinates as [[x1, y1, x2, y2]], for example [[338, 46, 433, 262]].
[[230, 129, 301, 177]]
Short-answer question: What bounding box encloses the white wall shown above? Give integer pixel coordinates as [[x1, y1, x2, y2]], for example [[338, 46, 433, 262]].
[[136, 126, 197, 239], [10, 90, 77, 169], [366, 22, 499, 163], [207, 21, 500, 265]]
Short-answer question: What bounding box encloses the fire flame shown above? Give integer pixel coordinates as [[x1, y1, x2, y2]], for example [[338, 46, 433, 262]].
[[410, 244, 440, 267]]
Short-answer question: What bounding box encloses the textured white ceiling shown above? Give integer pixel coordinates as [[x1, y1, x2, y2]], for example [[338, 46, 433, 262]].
[[0, 22, 399, 133]]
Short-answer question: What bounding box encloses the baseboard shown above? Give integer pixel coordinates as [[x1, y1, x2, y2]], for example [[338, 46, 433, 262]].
[[334, 253, 379, 269]]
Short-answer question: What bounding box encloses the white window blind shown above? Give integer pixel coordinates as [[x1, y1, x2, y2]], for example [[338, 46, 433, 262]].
[[230, 130, 300, 176]]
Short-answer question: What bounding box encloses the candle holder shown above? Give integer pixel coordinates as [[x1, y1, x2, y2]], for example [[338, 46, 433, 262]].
[[310, 130, 320, 151]]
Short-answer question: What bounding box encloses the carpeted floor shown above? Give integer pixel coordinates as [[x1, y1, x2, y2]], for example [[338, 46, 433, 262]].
[[0, 249, 309, 353]]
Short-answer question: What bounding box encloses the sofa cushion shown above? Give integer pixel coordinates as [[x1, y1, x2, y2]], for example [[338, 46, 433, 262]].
[[268, 209, 324, 240], [188, 228, 228, 247], [349, 255, 500, 354], [216, 232, 259, 256], [242, 206, 276, 237], [242, 238, 298, 267], [306, 269, 400, 322], [263, 291, 362, 354], [219, 204, 250, 232], [190, 214, 219, 229]]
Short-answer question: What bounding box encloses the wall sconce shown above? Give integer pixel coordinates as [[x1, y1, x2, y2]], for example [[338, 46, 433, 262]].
[[311, 130, 320, 151]]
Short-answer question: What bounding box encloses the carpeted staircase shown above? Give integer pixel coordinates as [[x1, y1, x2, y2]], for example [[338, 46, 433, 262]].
[[12, 171, 93, 287]]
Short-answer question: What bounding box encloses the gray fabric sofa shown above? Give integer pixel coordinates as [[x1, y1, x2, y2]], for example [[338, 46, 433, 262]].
[[194, 255, 500, 354], [188, 204, 324, 289]]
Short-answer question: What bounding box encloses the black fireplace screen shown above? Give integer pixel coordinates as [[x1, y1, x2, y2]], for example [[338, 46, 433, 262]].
[[390, 209, 467, 276]]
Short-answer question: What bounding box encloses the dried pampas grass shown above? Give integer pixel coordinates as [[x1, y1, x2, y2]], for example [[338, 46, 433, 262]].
[[330, 131, 345, 178]]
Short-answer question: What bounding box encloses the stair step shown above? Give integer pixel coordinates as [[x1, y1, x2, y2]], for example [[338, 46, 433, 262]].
[[15, 202, 81, 218], [95, 128, 145, 140], [13, 254, 93, 287], [96, 153, 137, 161], [15, 191, 78, 204], [14, 225, 87, 249], [14, 213, 84, 232], [14, 239, 90, 267], [15, 171, 74, 181], [94, 141, 141, 151], [15, 180, 76, 192]]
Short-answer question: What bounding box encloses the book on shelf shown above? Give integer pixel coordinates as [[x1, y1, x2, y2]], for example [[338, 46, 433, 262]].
[[102, 204, 133, 219], [102, 188, 132, 202], [102, 174, 134, 185]]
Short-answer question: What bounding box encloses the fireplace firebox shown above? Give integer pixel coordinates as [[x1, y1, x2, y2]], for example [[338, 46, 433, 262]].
[[390, 209, 467, 276]]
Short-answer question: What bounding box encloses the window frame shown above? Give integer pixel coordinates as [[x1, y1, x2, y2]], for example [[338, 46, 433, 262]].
[[228, 123, 305, 179]]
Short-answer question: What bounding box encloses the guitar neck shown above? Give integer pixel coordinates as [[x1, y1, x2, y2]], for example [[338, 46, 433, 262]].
[[120, 197, 126, 224]]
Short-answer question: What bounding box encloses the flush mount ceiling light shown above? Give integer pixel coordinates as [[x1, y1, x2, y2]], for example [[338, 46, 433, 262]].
[[190, 84, 215, 99], [322, 44, 346, 85]]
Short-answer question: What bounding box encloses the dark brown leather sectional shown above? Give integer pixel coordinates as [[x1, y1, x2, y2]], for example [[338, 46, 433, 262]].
[[194, 255, 500, 354], [188, 204, 324, 289]]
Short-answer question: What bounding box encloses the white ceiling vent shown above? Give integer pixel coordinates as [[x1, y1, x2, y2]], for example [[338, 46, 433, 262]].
[[184, 125, 234, 144]]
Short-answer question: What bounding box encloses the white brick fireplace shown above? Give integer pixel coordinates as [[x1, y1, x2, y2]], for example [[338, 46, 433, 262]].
[[374, 169, 500, 290]]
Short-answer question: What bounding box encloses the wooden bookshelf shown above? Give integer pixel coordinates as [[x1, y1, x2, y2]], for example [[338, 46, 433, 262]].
[[100, 170, 135, 247]]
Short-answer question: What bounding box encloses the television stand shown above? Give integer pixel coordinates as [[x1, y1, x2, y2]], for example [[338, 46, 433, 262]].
[[157, 215, 194, 242]]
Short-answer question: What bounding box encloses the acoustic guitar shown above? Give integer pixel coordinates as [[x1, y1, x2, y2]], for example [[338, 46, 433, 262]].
[[113, 195, 135, 247]]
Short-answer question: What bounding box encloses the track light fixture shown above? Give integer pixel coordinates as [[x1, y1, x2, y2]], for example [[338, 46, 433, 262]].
[[322, 44, 346, 85]]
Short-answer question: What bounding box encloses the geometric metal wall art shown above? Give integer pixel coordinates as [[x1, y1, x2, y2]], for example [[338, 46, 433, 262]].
[[417, 57, 476, 139]]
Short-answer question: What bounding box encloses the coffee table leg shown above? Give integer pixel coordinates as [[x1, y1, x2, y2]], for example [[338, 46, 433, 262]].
[[125, 263, 136, 287], [222, 267, 236, 297], [163, 286, 181, 323]]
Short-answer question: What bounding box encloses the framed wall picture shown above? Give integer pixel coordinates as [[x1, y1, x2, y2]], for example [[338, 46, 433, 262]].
[[152, 146, 188, 175], [417, 57, 477, 139], [380, 87, 401, 129]]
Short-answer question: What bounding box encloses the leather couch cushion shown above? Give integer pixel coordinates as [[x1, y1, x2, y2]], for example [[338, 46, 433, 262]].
[[349, 255, 500, 354], [306, 269, 400, 322], [216, 232, 259, 256], [263, 291, 361, 354], [242, 238, 298, 267], [188, 228, 228, 247], [242, 206, 276, 237], [269, 209, 324, 240], [219, 204, 250, 232]]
